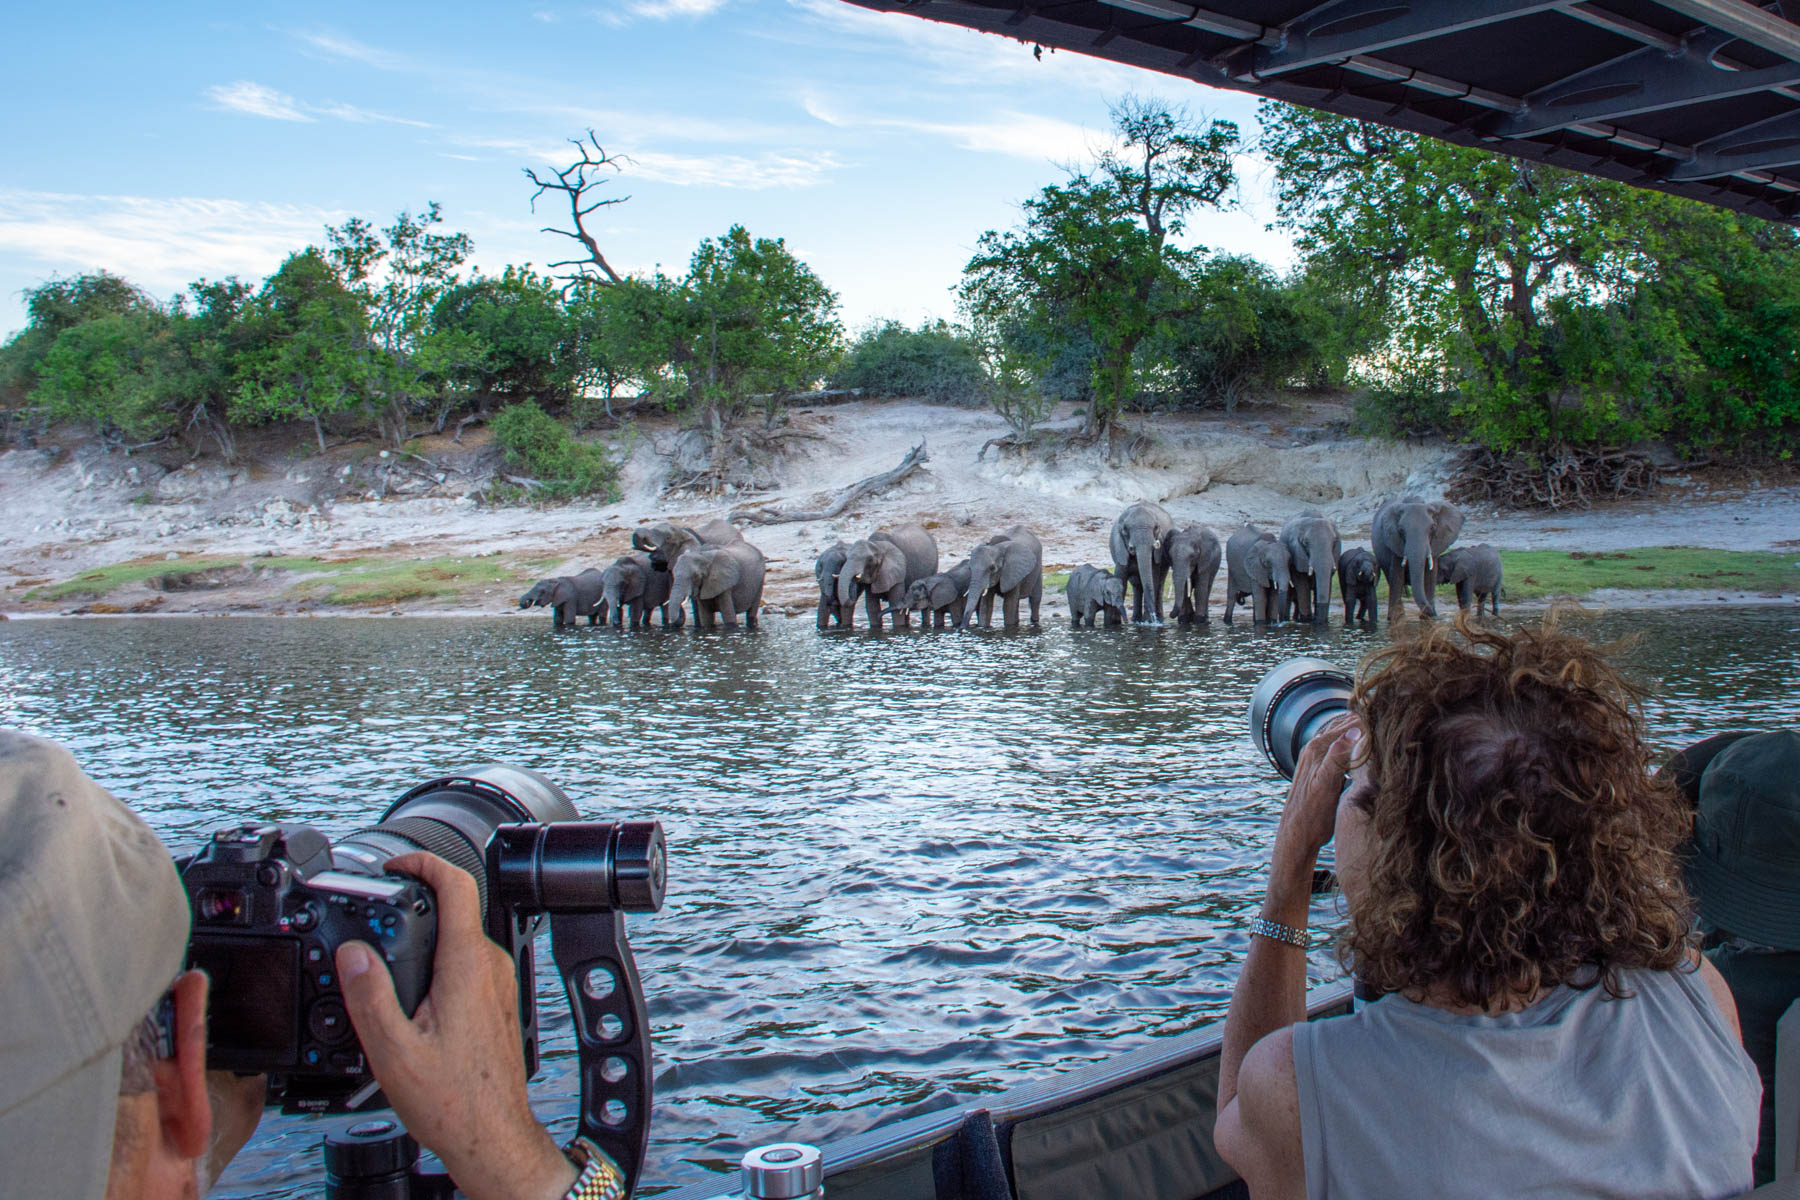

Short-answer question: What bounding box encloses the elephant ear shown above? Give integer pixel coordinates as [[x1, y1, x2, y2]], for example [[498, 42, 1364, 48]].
[[1428, 502, 1464, 554], [999, 541, 1036, 593], [699, 552, 741, 601], [870, 551, 906, 596], [1109, 519, 1129, 568]]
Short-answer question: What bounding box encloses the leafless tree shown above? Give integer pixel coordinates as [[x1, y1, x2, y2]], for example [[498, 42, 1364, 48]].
[[524, 131, 631, 285]]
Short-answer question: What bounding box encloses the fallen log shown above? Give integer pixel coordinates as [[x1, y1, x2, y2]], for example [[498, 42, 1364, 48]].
[[728, 441, 929, 525]]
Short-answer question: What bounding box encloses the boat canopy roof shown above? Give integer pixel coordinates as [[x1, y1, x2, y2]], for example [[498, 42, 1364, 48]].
[[839, 0, 1800, 224]]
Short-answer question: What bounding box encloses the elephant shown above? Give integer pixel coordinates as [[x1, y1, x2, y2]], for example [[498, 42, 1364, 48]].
[[601, 553, 672, 629], [1164, 525, 1222, 625], [1110, 500, 1174, 623], [1280, 510, 1342, 625], [1436, 543, 1503, 615], [893, 559, 972, 629], [519, 569, 607, 630], [814, 541, 852, 630], [631, 517, 743, 574], [1338, 547, 1381, 624], [1372, 496, 1465, 619], [666, 539, 766, 630], [963, 526, 1043, 632], [1225, 526, 1292, 625], [838, 523, 939, 631], [1065, 564, 1127, 627]]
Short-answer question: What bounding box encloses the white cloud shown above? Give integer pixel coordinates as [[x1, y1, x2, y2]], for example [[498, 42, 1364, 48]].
[[206, 81, 314, 122], [589, 0, 727, 25], [313, 101, 433, 128], [803, 93, 1105, 163], [0, 189, 344, 296], [627, 148, 838, 188], [291, 30, 414, 71]]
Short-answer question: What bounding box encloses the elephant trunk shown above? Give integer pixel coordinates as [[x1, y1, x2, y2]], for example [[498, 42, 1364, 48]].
[[1135, 541, 1156, 621], [1407, 533, 1436, 616], [1311, 554, 1332, 624]]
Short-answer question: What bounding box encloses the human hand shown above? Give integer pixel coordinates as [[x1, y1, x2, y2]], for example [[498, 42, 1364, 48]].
[[1272, 712, 1363, 876], [334, 852, 576, 1200], [201, 1069, 266, 1192]]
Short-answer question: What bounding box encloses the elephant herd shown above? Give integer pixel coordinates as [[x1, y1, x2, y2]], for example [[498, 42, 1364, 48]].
[[519, 517, 767, 630], [519, 493, 1503, 633], [1071, 496, 1501, 628]]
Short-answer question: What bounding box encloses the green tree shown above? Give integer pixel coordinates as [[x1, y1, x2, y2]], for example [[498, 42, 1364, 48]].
[[1150, 256, 1327, 412], [325, 203, 473, 445], [830, 319, 989, 405], [1, 273, 158, 415], [231, 250, 374, 452], [429, 267, 576, 410], [1260, 102, 1657, 450], [30, 309, 180, 443], [961, 97, 1239, 434], [488, 399, 620, 500]]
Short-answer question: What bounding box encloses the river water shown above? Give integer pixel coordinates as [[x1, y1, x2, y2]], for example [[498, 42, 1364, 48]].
[[2, 608, 1796, 1196]]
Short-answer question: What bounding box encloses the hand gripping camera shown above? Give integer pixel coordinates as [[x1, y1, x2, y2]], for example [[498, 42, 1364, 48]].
[[179, 765, 666, 1192]]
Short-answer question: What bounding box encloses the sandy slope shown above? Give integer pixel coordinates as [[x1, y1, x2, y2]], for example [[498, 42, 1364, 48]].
[[2, 397, 1797, 617]]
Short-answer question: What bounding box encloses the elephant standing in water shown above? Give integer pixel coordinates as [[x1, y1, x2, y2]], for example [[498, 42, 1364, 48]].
[[1164, 525, 1222, 625], [1338, 547, 1380, 624], [601, 553, 671, 629], [632, 518, 743, 573], [1224, 526, 1292, 625], [1065, 564, 1127, 627], [963, 526, 1043, 632], [838, 523, 939, 630], [1372, 496, 1465, 619], [815, 542, 851, 630], [666, 538, 766, 630], [1281, 510, 1341, 624], [518, 570, 607, 630], [894, 559, 972, 629], [1111, 501, 1174, 623], [1436, 543, 1503, 615]]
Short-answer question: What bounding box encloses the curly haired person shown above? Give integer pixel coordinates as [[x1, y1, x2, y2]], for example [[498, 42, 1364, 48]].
[[1214, 616, 1760, 1199]]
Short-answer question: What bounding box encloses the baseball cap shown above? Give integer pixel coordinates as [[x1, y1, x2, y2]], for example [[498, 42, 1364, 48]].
[[0, 730, 190, 1200], [1685, 729, 1800, 952]]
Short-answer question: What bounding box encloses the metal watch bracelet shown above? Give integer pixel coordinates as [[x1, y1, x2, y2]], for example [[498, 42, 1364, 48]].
[[562, 1136, 627, 1200], [1251, 917, 1310, 950]]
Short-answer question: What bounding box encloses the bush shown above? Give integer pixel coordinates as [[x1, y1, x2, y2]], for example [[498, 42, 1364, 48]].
[[830, 320, 989, 405], [1353, 382, 1460, 441], [489, 401, 620, 501]]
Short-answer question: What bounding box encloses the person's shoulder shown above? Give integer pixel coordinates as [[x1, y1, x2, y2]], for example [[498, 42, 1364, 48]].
[[1237, 1026, 1302, 1145]]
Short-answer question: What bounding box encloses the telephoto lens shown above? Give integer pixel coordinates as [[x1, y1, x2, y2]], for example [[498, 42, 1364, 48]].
[[1249, 658, 1355, 780]]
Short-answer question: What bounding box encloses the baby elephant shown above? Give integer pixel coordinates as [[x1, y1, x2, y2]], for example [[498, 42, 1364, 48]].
[[895, 559, 972, 629], [1338, 547, 1380, 624], [1065, 564, 1127, 627], [1436, 543, 1503, 615]]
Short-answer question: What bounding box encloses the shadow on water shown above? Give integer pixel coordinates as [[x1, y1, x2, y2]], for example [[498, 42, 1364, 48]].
[[1, 606, 1796, 1195]]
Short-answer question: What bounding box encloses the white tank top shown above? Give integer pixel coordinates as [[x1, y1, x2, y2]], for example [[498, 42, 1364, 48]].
[[1290, 965, 1760, 1199]]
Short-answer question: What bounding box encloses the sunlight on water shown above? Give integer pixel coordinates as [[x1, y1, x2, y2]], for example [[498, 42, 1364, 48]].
[[2, 608, 1796, 1195]]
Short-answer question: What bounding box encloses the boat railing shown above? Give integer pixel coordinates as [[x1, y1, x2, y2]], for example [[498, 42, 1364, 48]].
[[658, 980, 1356, 1200]]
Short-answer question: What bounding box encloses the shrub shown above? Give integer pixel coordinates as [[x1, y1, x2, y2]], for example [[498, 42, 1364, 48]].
[[830, 320, 989, 405], [489, 401, 620, 501], [1353, 382, 1460, 441]]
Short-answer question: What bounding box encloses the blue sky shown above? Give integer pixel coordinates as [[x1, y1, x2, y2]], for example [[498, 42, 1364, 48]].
[[0, 1, 1294, 340]]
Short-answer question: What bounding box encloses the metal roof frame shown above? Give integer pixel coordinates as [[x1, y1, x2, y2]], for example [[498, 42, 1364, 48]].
[[839, 0, 1800, 222]]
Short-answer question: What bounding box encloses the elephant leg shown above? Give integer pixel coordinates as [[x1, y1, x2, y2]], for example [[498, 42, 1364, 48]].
[[1386, 567, 1404, 620], [716, 593, 739, 628], [1002, 590, 1020, 631], [1455, 580, 1471, 610], [1029, 579, 1041, 626]]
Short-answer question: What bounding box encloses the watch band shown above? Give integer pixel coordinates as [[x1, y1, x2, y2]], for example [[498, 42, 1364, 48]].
[[1251, 917, 1310, 950], [562, 1136, 627, 1200]]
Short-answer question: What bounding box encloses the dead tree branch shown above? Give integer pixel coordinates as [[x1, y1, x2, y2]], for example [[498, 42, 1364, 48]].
[[524, 130, 630, 285], [728, 442, 929, 525]]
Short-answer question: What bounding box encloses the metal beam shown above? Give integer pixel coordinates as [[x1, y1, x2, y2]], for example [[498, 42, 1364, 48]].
[[1242, 0, 1568, 79], [1564, 2, 1685, 51], [1095, 0, 1271, 43], [1670, 105, 1800, 175], [1646, 0, 1800, 62], [1495, 25, 1800, 137]]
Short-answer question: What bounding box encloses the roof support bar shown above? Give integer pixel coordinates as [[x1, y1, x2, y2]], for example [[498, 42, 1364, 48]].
[[1645, 0, 1800, 62], [1670, 106, 1800, 175], [1240, 0, 1569, 80], [1494, 25, 1800, 138]]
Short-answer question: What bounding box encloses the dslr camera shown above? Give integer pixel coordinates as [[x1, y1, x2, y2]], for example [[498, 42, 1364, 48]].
[[178, 762, 666, 1188]]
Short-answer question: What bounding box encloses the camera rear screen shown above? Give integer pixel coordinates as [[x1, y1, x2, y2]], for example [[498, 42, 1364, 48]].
[[190, 937, 300, 1065]]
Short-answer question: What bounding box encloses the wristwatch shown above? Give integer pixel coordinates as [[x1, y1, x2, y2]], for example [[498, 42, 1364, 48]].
[[562, 1136, 627, 1200]]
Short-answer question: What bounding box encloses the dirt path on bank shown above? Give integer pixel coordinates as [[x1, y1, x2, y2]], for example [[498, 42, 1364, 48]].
[[3, 396, 1798, 619]]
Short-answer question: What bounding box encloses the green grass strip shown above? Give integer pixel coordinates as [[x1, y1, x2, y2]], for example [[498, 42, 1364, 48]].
[[1498, 547, 1800, 600]]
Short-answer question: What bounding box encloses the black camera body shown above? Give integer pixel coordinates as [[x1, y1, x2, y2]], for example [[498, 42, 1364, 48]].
[[185, 822, 437, 1082]]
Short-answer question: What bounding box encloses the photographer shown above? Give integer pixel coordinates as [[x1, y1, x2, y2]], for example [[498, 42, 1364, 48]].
[[0, 729, 612, 1200], [1214, 619, 1761, 1199]]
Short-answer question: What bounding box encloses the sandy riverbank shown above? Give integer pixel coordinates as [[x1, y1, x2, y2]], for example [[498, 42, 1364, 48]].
[[3, 396, 1797, 619]]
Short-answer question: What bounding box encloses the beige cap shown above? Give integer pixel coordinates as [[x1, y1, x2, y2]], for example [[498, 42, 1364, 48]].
[[0, 730, 190, 1200]]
